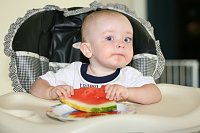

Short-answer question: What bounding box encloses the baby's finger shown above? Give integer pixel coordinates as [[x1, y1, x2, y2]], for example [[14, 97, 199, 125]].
[[59, 88, 70, 98], [63, 86, 74, 96], [105, 84, 111, 93], [61, 86, 71, 97], [70, 86, 74, 95], [114, 96, 120, 101], [113, 96, 118, 101], [55, 89, 64, 99], [116, 96, 123, 102], [65, 88, 72, 97], [115, 89, 122, 100], [105, 85, 112, 99], [107, 86, 117, 100]]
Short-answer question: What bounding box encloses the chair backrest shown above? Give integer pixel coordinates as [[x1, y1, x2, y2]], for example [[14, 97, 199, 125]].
[[4, 2, 165, 92]]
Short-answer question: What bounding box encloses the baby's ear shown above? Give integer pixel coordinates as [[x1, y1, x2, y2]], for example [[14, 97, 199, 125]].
[[80, 42, 92, 58]]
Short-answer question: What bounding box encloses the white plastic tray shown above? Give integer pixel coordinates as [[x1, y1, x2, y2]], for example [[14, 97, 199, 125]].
[[0, 84, 200, 133]]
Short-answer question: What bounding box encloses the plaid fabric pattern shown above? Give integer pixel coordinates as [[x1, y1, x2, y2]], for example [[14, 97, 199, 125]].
[[132, 52, 165, 80], [11, 52, 49, 92], [11, 52, 70, 92], [132, 54, 157, 77]]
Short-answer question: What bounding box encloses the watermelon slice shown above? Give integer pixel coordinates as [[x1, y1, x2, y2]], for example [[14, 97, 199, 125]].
[[60, 86, 117, 112]]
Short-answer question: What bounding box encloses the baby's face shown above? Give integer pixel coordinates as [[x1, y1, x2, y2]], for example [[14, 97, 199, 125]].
[[88, 12, 133, 70]]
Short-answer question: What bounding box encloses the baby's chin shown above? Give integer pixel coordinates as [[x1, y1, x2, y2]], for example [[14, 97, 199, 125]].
[[111, 57, 132, 68], [110, 62, 129, 69]]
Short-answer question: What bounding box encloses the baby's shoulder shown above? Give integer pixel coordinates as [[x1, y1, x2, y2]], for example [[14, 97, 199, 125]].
[[121, 66, 140, 73], [64, 61, 82, 68]]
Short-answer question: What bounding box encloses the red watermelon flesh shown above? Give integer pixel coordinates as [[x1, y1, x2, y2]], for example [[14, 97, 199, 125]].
[[60, 86, 117, 112], [68, 111, 118, 119]]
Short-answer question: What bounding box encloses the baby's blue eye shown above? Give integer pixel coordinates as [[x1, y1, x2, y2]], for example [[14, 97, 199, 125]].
[[105, 36, 114, 41], [124, 37, 132, 43]]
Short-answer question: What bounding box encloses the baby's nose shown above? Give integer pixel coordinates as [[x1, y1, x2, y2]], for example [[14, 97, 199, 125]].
[[117, 42, 125, 48]]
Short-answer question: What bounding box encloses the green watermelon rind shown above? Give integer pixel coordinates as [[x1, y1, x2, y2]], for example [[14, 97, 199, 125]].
[[89, 105, 117, 112]]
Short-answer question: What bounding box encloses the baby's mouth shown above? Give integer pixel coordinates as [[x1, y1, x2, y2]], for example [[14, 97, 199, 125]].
[[112, 53, 125, 57]]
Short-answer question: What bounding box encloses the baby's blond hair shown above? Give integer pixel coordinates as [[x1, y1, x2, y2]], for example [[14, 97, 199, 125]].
[[81, 10, 127, 42]]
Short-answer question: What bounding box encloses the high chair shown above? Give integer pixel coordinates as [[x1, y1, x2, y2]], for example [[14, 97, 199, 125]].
[[1, 1, 200, 133]]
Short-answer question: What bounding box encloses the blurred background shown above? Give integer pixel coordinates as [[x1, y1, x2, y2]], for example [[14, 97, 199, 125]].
[[148, 0, 200, 87], [0, 0, 199, 96], [148, 0, 200, 61]]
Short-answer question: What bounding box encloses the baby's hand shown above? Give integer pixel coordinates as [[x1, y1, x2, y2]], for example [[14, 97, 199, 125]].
[[49, 85, 74, 100], [105, 84, 129, 102]]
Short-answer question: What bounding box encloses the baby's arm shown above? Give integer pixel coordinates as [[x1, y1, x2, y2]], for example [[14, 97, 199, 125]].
[[126, 84, 162, 104], [30, 78, 74, 100], [105, 84, 161, 104]]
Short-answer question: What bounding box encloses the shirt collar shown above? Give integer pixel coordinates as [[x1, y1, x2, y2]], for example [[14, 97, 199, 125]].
[[81, 63, 120, 83]]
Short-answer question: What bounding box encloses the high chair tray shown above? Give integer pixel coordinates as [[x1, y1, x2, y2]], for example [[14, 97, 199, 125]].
[[0, 84, 200, 133]]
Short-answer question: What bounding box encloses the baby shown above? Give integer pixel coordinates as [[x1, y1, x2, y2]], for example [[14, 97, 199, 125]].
[[31, 10, 162, 104]]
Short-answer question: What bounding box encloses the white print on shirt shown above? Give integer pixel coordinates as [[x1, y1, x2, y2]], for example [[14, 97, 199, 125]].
[[79, 83, 100, 88]]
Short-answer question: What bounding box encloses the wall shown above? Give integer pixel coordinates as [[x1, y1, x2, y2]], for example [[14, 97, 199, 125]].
[[0, 0, 146, 96]]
